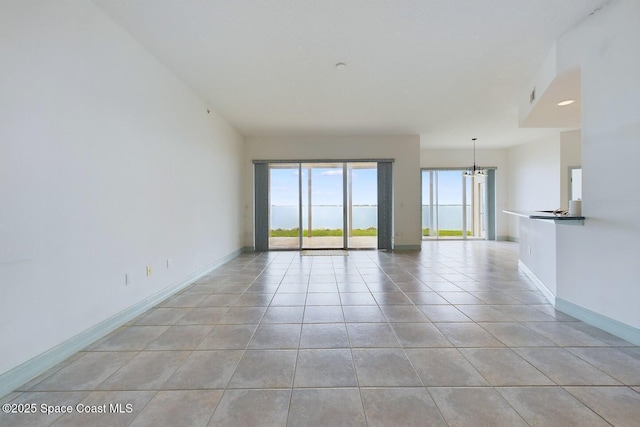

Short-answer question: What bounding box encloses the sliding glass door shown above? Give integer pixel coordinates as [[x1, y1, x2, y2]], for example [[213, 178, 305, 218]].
[[422, 169, 486, 240], [266, 162, 378, 250]]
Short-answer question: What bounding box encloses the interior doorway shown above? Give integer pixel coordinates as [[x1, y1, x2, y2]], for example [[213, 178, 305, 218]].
[[267, 162, 378, 250], [569, 167, 582, 201]]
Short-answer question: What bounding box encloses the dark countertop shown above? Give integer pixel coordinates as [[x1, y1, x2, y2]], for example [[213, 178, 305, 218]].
[[503, 210, 585, 221]]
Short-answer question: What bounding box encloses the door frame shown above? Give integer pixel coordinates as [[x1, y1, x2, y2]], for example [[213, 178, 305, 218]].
[[420, 167, 497, 241], [254, 159, 393, 251]]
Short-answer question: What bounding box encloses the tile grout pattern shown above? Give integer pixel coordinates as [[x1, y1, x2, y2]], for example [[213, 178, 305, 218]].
[[2, 241, 640, 426]]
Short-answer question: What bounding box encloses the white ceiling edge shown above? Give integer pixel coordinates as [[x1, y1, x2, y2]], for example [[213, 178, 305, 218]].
[[92, 0, 605, 150], [521, 69, 582, 129]]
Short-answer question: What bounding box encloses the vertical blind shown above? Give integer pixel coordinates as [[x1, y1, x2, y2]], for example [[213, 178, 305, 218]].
[[254, 163, 269, 252], [377, 161, 393, 250]]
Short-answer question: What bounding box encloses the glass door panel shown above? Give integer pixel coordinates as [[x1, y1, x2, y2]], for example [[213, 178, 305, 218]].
[[470, 176, 486, 238], [347, 162, 377, 249], [301, 163, 344, 249], [422, 171, 434, 237], [269, 164, 301, 249], [437, 170, 464, 238], [422, 169, 482, 240]]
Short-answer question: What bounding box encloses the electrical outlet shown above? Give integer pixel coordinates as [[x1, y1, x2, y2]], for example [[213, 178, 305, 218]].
[[146, 266, 152, 276]]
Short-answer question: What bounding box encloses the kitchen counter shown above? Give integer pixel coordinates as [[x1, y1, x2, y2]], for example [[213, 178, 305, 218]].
[[503, 210, 584, 224], [502, 209, 586, 305]]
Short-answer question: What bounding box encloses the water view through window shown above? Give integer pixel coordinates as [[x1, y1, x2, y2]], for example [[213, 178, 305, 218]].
[[269, 162, 377, 249], [422, 169, 485, 239]]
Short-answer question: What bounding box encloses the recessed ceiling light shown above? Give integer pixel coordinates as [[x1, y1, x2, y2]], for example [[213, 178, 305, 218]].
[[557, 99, 575, 106], [335, 62, 347, 70]]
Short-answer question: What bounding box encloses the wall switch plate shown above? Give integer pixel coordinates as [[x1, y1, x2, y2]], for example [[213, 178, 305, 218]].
[[146, 266, 152, 276], [125, 273, 132, 285], [167, 259, 171, 269]]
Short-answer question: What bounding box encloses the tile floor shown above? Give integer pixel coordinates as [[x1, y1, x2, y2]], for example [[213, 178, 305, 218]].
[[2, 241, 640, 426]]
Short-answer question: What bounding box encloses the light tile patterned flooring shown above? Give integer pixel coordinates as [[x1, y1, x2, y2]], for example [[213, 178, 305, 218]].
[[3, 241, 640, 426]]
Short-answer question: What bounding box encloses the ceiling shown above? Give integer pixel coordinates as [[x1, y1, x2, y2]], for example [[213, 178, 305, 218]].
[[93, 0, 606, 148]]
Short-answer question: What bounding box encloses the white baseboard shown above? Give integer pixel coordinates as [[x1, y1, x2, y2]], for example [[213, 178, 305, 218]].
[[518, 260, 556, 306], [0, 248, 242, 399], [555, 298, 640, 346], [518, 260, 640, 346], [393, 245, 421, 251]]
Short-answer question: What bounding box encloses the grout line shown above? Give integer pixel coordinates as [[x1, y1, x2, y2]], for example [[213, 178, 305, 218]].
[[5, 243, 638, 426]]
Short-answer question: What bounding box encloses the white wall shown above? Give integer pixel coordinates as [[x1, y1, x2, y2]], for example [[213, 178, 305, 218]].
[[420, 148, 509, 239], [519, 219, 557, 297], [244, 135, 422, 249], [556, 0, 640, 332], [506, 135, 561, 239], [0, 0, 244, 376], [503, 131, 579, 300], [519, 43, 558, 126]]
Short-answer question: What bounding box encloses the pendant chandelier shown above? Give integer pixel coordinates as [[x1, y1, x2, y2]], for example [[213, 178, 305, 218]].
[[464, 138, 486, 177]]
